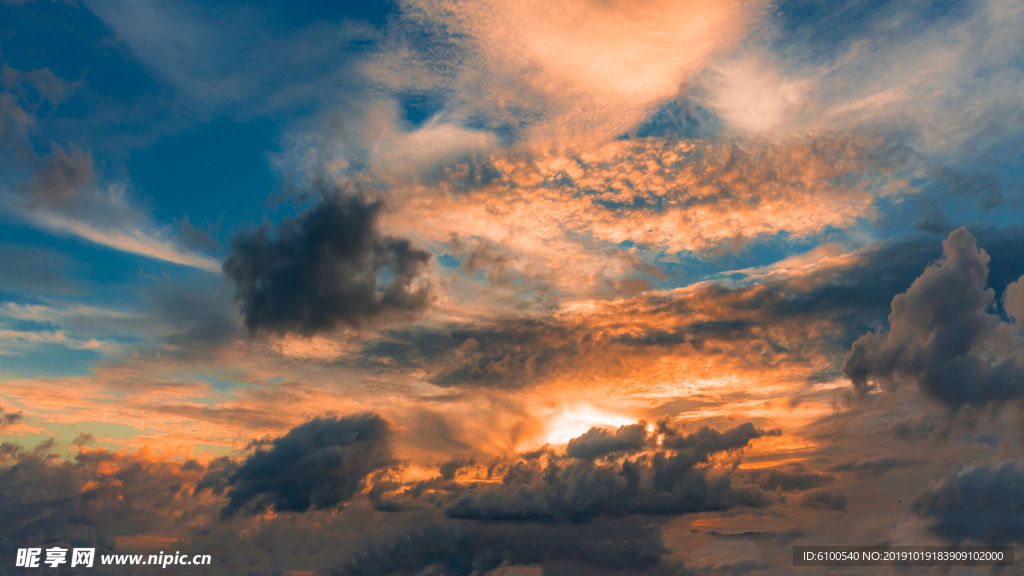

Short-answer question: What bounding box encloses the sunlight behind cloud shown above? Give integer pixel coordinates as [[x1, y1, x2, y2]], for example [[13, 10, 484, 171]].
[[541, 403, 640, 446]]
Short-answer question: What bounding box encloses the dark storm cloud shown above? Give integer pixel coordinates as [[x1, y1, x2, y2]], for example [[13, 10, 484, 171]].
[[799, 491, 848, 511], [842, 227, 1024, 407], [659, 422, 779, 457], [443, 422, 773, 523], [224, 191, 432, 336], [566, 422, 649, 460], [220, 413, 396, 518], [913, 461, 1024, 544]]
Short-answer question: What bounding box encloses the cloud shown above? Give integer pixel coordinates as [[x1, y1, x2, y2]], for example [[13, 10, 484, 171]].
[[357, 234, 958, 392], [179, 214, 221, 252], [332, 521, 677, 576], [20, 143, 94, 207], [383, 0, 760, 141], [843, 227, 1024, 407], [0, 406, 22, 432], [0, 440, 217, 553], [827, 457, 917, 477], [699, 0, 1024, 148], [224, 190, 433, 336], [566, 422, 649, 461], [744, 468, 832, 492], [220, 413, 396, 518], [442, 422, 773, 523], [1004, 275, 1024, 323], [659, 421, 778, 457], [913, 461, 1024, 544], [799, 491, 847, 511], [438, 455, 476, 481], [0, 60, 221, 273], [82, 0, 381, 115], [71, 432, 95, 446], [30, 211, 222, 272], [384, 133, 900, 293]]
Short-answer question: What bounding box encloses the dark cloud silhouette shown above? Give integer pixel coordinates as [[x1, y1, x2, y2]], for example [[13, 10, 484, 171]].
[[224, 192, 432, 336], [799, 491, 848, 511], [843, 227, 1024, 407], [221, 413, 396, 518], [566, 421, 649, 460], [659, 421, 779, 456], [71, 432, 95, 447], [914, 461, 1024, 544], [438, 455, 476, 481]]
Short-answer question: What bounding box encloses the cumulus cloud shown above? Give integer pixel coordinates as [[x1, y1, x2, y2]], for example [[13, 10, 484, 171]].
[[1004, 276, 1024, 323], [843, 227, 1024, 407], [224, 191, 433, 336], [566, 422, 649, 461], [914, 461, 1024, 544], [220, 413, 396, 518], [441, 422, 773, 523], [659, 421, 777, 457], [0, 440, 216, 553]]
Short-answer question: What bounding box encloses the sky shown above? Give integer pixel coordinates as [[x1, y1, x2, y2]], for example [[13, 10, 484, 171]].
[[1, 0, 1024, 574]]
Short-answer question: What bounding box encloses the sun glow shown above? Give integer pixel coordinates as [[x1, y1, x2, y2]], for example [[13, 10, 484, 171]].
[[541, 404, 640, 446]]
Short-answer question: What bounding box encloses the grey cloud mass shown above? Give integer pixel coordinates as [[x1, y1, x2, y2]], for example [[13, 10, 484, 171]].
[[843, 227, 1024, 407], [221, 413, 396, 518], [443, 422, 774, 523], [224, 191, 433, 336], [914, 461, 1024, 544]]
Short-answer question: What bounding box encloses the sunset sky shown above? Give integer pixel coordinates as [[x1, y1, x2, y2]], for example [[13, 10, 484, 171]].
[[2, 0, 1024, 574]]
